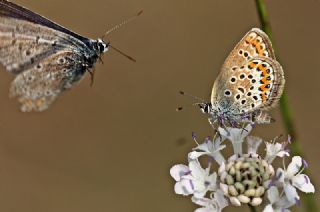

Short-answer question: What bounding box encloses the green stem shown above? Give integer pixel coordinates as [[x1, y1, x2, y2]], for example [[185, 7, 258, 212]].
[[254, 0, 317, 211], [248, 205, 257, 212]]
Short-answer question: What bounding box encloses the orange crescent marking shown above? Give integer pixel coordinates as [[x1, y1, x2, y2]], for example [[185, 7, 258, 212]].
[[256, 43, 264, 56], [260, 78, 268, 84], [261, 93, 267, 103], [249, 62, 257, 69], [258, 64, 270, 76], [245, 35, 253, 44]]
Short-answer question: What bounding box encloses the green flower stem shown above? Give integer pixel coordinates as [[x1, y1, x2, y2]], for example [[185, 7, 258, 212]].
[[254, 0, 317, 211], [248, 205, 257, 212]]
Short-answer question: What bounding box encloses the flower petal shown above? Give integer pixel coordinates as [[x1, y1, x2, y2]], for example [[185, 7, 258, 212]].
[[265, 142, 289, 163], [189, 151, 208, 160], [189, 160, 206, 179], [263, 204, 274, 212], [292, 174, 315, 193], [195, 208, 214, 212], [275, 168, 285, 184], [286, 156, 302, 178], [284, 183, 299, 203], [174, 179, 194, 195], [247, 136, 262, 154], [170, 164, 190, 181], [267, 186, 279, 204]]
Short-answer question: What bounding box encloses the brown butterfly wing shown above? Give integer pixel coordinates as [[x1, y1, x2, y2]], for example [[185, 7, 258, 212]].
[[0, 16, 88, 74], [210, 28, 284, 114], [10, 50, 86, 112]]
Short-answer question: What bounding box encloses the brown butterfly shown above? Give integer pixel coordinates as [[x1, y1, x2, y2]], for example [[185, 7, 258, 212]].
[[179, 28, 285, 126], [0, 0, 139, 112]]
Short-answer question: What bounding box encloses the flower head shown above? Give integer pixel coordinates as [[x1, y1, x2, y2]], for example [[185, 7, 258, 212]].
[[170, 126, 315, 212]]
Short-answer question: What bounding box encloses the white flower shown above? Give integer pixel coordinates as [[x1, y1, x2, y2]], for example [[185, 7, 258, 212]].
[[265, 141, 289, 163], [192, 190, 228, 212], [170, 159, 217, 198], [246, 136, 262, 154], [275, 156, 315, 203], [170, 125, 315, 212], [188, 136, 226, 165], [218, 124, 253, 155], [263, 186, 294, 212]]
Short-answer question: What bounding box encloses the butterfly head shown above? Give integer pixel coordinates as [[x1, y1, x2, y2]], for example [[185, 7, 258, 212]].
[[95, 38, 110, 54], [198, 102, 213, 114]]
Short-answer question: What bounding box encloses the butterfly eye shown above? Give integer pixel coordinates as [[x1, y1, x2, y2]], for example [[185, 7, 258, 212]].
[[98, 42, 105, 52], [204, 105, 211, 113]]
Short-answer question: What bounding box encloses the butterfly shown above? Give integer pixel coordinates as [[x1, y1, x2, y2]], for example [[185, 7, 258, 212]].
[[0, 0, 138, 112], [197, 28, 285, 126]]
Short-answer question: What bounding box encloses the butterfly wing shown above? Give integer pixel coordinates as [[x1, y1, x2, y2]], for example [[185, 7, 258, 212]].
[[10, 50, 87, 112], [0, 1, 98, 111], [0, 0, 90, 45], [0, 15, 91, 74], [211, 28, 285, 114]]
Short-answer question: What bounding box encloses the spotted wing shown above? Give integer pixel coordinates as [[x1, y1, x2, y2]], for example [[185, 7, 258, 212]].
[[0, 1, 94, 111], [211, 28, 285, 114], [0, 15, 89, 74], [0, 0, 90, 45], [10, 50, 86, 112]]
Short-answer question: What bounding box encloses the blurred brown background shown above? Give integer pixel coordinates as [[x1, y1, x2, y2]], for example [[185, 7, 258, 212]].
[[0, 0, 317, 211]]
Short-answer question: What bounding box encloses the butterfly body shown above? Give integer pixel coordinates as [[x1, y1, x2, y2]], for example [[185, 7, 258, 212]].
[[200, 28, 285, 126], [0, 0, 109, 111]]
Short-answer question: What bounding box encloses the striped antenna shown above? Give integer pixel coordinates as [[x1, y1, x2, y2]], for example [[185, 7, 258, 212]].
[[102, 10, 143, 39]]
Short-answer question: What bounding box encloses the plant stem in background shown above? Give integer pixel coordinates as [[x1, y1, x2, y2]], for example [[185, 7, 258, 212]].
[[254, 0, 317, 211]]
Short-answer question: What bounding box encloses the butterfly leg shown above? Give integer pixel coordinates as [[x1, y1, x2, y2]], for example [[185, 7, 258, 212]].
[[208, 118, 224, 141], [88, 69, 96, 87], [253, 110, 275, 124], [214, 116, 231, 136], [208, 117, 220, 132], [98, 56, 104, 64]]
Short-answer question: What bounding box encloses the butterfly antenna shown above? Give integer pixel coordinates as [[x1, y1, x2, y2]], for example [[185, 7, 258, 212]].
[[109, 44, 136, 62], [176, 102, 203, 112], [102, 10, 143, 39], [179, 91, 206, 102], [176, 91, 206, 111]]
